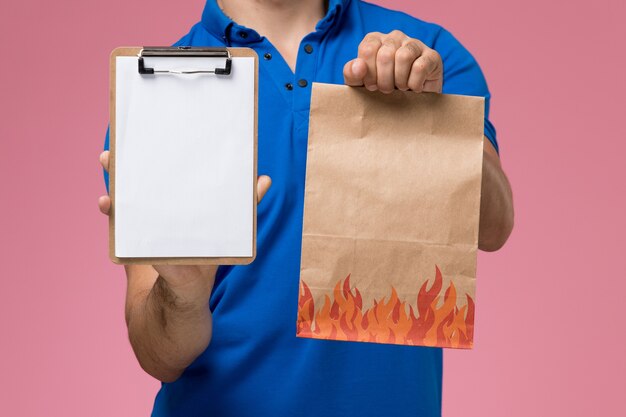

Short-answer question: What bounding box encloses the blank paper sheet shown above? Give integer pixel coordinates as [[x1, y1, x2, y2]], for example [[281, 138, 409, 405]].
[[114, 56, 255, 258]]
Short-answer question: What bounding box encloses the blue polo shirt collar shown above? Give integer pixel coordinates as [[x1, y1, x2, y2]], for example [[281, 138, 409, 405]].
[[201, 0, 351, 44]]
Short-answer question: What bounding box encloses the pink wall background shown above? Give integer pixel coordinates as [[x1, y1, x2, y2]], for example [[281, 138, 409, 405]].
[[1, 0, 624, 415]]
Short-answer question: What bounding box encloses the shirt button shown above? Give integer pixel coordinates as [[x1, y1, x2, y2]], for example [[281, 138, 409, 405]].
[[264, 52, 272, 60], [285, 82, 294, 91], [298, 79, 308, 88], [238, 31, 248, 39], [304, 44, 313, 54]]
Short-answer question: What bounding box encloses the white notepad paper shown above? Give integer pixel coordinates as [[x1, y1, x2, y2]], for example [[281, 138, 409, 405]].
[[114, 56, 255, 258]]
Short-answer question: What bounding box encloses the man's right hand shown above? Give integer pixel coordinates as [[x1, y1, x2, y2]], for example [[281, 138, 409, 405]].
[[98, 150, 271, 284], [98, 150, 271, 382]]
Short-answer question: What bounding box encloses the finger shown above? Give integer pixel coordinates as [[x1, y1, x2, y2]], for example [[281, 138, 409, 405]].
[[257, 175, 272, 203], [424, 50, 443, 93], [376, 38, 400, 93], [357, 33, 382, 90], [407, 51, 439, 93], [99, 151, 110, 173], [394, 41, 422, 91], [422, 79, 443, 93], [98, 195, 111, 215], [343, 58, 367, 86]]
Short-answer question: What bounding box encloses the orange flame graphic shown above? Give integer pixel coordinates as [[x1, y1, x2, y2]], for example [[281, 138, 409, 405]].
[[297, 266, 475, 349]]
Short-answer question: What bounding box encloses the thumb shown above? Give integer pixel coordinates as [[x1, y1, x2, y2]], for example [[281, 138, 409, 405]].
[[343, 58, 367, 86]]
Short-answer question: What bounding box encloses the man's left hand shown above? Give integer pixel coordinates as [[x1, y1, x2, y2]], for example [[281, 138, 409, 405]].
[[344, 30, 443, 94]]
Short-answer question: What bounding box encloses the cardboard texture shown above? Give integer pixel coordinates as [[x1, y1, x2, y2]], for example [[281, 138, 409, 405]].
[[297, 83, 484, 349]]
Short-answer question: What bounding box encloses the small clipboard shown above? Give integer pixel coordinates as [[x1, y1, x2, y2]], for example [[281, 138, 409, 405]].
[[109, 47, 258, 265]]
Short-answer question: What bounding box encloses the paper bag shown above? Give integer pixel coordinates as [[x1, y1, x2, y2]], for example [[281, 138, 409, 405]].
[[296, 83, 484, 349]]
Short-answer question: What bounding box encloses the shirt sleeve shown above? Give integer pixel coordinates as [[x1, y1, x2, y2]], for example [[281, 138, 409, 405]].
[[103, 125, 110, 193], [432, 27, 499, 154]]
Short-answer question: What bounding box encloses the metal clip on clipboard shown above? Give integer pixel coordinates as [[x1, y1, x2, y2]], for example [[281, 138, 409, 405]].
[[138, 46, 232, 75]]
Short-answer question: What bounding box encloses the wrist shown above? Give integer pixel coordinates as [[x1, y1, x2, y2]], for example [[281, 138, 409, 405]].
[[152, 274, 214, 311]]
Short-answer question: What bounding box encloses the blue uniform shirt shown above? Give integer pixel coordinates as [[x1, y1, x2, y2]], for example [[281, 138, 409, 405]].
[[104, 1, 498, 415]]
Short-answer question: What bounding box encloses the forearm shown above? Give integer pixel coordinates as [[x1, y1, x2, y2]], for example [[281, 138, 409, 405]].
[[127, 274, 214, 382], [478, 145, 514, 251]]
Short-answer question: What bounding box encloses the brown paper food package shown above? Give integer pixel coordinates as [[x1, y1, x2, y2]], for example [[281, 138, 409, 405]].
[[297, 83, 484, 349]]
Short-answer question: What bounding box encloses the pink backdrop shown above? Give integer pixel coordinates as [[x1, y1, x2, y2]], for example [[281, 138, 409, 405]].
[[1, 0, 624, 415]]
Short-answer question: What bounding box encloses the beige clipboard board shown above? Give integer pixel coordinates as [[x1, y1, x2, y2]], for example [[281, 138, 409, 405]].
[[109, 47, 258, 265]]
